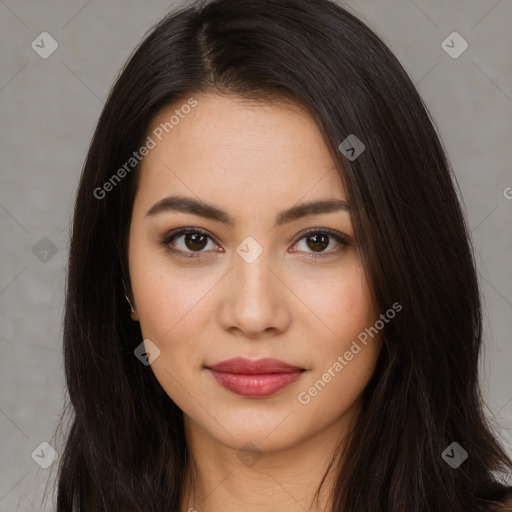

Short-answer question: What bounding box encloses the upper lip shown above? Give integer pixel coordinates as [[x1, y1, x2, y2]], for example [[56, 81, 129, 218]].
[[207, 357, 304, 374]]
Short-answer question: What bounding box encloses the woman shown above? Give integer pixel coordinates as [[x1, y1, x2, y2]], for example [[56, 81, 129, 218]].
[[52, 0, 512, 510]]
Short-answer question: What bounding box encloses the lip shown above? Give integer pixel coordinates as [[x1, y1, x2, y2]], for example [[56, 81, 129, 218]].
[[206, 357, 306, 398], [208, 357, 304, 374]]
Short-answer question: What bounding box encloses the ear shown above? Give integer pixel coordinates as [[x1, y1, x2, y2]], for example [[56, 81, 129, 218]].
[[122, 278, 139, 322]]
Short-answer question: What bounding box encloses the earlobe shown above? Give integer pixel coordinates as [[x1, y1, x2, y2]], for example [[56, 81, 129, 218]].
[[122, 278, 139, 322], [126, 294, 140, 322]]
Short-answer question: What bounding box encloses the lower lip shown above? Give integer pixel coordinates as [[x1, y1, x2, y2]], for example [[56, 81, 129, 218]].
[[208, 369, 304, 397]]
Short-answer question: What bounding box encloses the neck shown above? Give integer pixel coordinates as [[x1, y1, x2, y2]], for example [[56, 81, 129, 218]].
[[179, 414, 352, 512]]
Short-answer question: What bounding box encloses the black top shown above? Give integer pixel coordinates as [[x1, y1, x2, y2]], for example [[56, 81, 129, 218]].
[[481, 485, 512, 511]]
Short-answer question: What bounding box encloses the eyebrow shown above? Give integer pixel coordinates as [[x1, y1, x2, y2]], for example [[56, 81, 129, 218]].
[[145, 195, 351, 227]]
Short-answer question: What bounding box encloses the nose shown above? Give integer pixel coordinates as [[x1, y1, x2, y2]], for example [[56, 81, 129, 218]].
[[218, 249, 291, 339]]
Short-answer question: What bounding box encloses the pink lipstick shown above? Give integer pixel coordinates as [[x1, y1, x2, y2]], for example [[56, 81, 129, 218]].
[[207, 357, 305, 398]]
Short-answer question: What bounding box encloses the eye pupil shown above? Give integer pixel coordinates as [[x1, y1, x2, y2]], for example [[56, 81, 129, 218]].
[[307, 233, 328, 252], [186, 233, 207, 251]]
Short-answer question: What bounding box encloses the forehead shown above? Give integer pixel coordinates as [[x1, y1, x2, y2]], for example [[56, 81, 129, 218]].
[[134, 93, 346, 214]]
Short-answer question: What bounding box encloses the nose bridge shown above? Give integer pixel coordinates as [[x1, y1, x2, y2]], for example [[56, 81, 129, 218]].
[[234, 242, 276, 305], [221, 238, 289, 335]]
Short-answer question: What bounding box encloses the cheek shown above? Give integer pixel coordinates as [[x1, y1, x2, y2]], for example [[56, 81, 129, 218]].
[[131, 262, 225, 390], [133, 270, 212, 410], [128, 227, 212, 341], [298, 261, 376, 342], [295, 263, 380, 401], [136, 273, 211, 350]]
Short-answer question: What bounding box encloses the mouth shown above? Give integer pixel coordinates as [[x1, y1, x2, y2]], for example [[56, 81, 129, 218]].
[[205, 357, 307, 398]]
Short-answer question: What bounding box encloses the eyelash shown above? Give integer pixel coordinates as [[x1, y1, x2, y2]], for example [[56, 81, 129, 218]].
[[159, 227, 352, 260]]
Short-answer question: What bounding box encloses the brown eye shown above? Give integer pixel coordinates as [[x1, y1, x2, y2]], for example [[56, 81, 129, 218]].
[[305, 233, 329, 252], [292, 229, 350, 259], [184, 232, 208, 251], [161, 228, 221, 259]]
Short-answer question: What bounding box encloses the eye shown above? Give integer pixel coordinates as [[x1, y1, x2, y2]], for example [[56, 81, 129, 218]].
[[290, 229, 351, 259], [160, 227, 221, 259], [160, 227, 352, 260]]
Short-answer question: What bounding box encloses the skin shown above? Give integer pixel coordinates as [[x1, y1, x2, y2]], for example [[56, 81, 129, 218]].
[[127, 93, 383, 512]]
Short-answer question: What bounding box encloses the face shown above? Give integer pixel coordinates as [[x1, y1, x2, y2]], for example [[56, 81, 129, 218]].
[[127, 93, 382, 453]]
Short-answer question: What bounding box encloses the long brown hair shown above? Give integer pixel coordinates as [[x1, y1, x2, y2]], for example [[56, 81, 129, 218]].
[[51, 0, 512, 510]]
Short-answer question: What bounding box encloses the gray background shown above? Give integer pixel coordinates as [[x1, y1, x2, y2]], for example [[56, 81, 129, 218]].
[[0, 0, 511, 510]]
